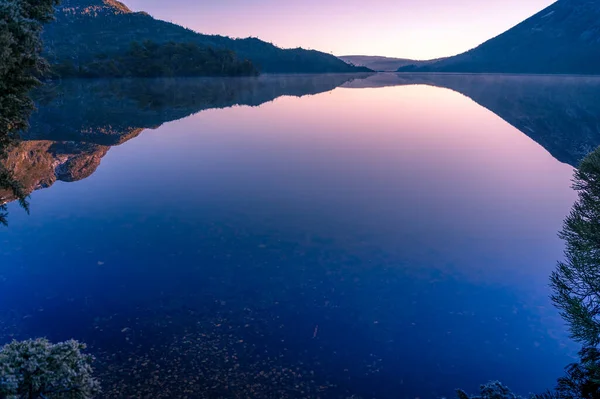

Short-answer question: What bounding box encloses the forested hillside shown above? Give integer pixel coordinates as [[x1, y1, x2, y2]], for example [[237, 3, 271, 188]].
[[44, 0, 371, 76], [53, 41, 258, 78]]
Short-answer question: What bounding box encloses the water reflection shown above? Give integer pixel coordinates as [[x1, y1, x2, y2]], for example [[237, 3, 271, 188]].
[[344, 73, 600, 167], [0, 73, 593, 398], [3, 73, 600, 207], [0, 74, 369, 203]]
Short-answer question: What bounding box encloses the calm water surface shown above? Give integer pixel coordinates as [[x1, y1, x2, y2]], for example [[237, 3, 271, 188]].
[[1, 73, 595, 398]]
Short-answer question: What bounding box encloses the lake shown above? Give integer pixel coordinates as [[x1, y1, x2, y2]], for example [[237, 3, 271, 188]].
[[2, 73, 599, 398]]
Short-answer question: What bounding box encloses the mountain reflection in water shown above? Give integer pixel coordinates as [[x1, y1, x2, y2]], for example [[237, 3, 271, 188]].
[[344, 73, 600, 166], [1, 74, 369, 203], [0, 73, 596, 399], [3, 73, 600, 204]]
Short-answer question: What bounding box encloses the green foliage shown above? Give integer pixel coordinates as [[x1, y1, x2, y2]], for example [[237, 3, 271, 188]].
[[535, 348, 600, 399], [0, 0, 58, 225], [551, 147, 600, 346], [460, 152, 600, 399], [53, 40, 258, 78], [0, 338, 100, 399], [43, 0, 371, 74], [554, 347, 600, 399], [542, 146, 600, 398], [456, 381, 524, 399], [0, 166, 29, 226], [0, 0, 58, 137]]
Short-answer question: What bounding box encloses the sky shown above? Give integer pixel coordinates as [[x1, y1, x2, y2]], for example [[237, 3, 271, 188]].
[[123, 0, 556, 60]]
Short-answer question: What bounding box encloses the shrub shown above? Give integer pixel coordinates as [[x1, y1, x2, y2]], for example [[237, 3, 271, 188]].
[[0, 338, 100, 399]]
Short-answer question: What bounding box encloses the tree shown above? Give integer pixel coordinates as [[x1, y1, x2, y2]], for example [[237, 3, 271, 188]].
[[460, 148, 600, 399], [0, 338, 100, 399], [60, 40, 259, 78], [456, 381, 523, 399], [551, 147, 600, 346], [0, 0, 59, 138], [553, 347, 600, 399], [0, 166, 28, 226], [544, 146, 600, 398], [0, 0, 58, 225]]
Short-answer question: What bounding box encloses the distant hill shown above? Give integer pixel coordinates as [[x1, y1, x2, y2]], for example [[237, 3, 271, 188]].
[[398, 0, 600, 74], [43, 0, 371, 75], [339, 56, 443, 72]]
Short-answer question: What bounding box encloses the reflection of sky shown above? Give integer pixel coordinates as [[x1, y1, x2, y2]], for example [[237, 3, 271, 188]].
[[1, 83, 577, 397], [123, 0, 555, 59]]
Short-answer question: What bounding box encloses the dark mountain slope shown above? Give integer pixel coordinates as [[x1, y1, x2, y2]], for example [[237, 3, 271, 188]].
[[399, 0, 600, 74], [44, 0, 370, 74]]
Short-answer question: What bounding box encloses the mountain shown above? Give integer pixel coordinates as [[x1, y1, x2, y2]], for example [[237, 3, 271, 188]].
[[43, 0, 371, 75], [398, 0, 600, 74], [339, 56, 443, 72]]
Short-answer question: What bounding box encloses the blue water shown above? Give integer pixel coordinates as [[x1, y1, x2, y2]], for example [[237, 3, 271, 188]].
[[0, 74, 585, 398]]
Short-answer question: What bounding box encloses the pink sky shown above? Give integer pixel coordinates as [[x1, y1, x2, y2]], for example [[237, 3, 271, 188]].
[[123, 0, 555, 60]]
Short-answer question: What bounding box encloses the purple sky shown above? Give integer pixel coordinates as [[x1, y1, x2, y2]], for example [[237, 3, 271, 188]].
[[123, 0, 555, 60]]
